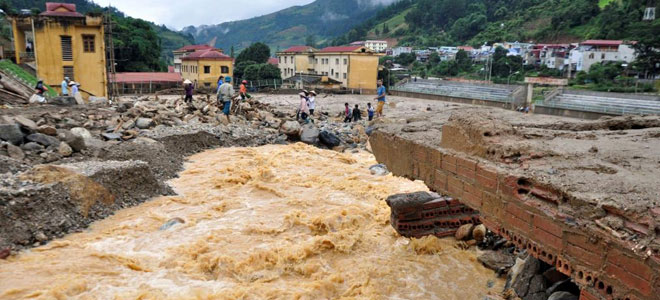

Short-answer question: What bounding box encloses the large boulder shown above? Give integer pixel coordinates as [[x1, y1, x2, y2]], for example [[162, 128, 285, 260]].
[[0, 124, 25, 145], [136, 118, 154, 129], [6, 144, 25, 160], [13, 115, 38, 132], [57, 130, 86, 152], [319, 131, 341, 148], [70, 127, 92, 140], [50, 96, 77, 106], [280, 121, 301, 137], [300, 123, 320, 144], [26, 133, 60, 147]]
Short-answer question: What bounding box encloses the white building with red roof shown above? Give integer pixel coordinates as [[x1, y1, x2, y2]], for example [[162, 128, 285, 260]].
[[570, 40, 637, 72]]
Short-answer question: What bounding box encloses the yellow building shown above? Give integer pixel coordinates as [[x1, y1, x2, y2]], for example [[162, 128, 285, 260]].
[[10, 3, 108, 98], [180, 48, 233, 88], [277, 45, 382, 92]]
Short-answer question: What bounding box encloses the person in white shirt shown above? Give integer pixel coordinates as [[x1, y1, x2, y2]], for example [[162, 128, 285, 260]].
[[308, 91, 317, 116]]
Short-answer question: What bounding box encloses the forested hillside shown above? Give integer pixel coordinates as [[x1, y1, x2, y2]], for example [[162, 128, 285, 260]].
[[182, 0, 398, 52], [0, 0, 194, 71], [332, 0, 658, 47]]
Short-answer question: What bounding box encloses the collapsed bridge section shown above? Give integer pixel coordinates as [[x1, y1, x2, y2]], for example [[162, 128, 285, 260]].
[[370, 108, 660, 300]]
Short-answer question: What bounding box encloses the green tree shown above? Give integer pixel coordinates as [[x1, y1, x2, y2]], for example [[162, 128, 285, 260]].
[[455, 49, 472, 72], [234, 60, 257, 79], [382, 23, 390, 34], [230, 46, 235, 58], [244, 64, 282, 81], [113, 16, 165, 72], [235, 42, 271, 65]]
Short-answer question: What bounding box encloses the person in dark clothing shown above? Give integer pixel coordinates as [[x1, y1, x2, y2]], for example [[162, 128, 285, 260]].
[[35, 80, 46, 96], [352, 104, 362, 122], [343, 103, 352, 123], [184, 81, 193, 103]]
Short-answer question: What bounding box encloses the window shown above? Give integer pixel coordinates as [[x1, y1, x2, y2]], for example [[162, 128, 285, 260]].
[[278, 57, 281, 63], [343, 73, 347, 79], [344, 59, 348, 65], [221, 66, 229, 73], [285, 57, 288, 63], [204, 83, 211, 87], [589, 53, 595, 59], [331, 69, 334, 76], [61, 36, 72, 61], [63, 66, 74, 81], [204, 66, 211, 74], [601, 53, 605, 59], [336, 58, 339, 65], [315, 59, 318, 64], [82, 35, 95, 53]]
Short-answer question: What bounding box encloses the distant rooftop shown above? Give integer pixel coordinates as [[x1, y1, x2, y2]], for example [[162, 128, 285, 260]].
[[40, 2, 83, 17], [318, 46, 366, 53], [175, 44, 214, 52], [268, 58, 279, 66], [112, 72, 182, 84], [581, 40, 624, 46], [280, 46, 316, 53], [182, 49, 233, 61]]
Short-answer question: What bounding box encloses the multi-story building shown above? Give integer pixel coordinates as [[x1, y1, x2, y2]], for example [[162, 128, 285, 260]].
[[525, 44, 573, 69], [365, 40, 388, 53], [276, 45, 382, 92], [392, 46, 412, 57], [173, 44, 214, 73], [180, 48, 233, 88], [570, 40, 636, 72], [10, 2, 107, 98]]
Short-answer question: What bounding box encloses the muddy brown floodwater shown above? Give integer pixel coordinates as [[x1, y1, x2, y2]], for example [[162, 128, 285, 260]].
[[0, 144, 502, 299]]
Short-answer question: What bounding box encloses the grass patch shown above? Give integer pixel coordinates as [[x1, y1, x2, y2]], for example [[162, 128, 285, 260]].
[[0, 60, 57, 97]]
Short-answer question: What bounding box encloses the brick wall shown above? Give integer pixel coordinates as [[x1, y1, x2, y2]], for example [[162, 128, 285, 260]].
[[370, 130, 660, 300]]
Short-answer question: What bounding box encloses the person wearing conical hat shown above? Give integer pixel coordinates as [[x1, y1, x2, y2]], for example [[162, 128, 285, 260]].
[[184, 79, 193, 104]]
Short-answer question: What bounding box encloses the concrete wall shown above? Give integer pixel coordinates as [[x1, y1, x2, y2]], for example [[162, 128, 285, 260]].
[[347, 54, 378, 91], [564, 89, 660, 101], [533, 105, 618, 120], [390, 90, 514, 110], [369, 130, 660, 300]]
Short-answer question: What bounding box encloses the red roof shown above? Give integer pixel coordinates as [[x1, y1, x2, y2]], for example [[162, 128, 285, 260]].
[[268, 58, 279, 66], [175, 44, 214, 52], [318, 46, 364, 53], [40, 2, 83, 17], [581, 40, 623, 46], [182, 49, 233, 61], [457, 46, 474, 51], [281, 46, 315, 53], [113, 72, 182, 84], [167, 66, 175, 73], [535, 44, 570, 48]]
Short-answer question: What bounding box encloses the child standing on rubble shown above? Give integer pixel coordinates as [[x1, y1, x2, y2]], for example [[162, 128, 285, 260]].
[[367, 103, 374, 121]]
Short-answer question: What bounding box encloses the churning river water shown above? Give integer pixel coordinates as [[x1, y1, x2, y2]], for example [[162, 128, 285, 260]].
[[0, 144, 502, 299]]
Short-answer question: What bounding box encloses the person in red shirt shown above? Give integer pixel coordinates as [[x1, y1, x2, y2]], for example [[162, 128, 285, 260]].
[[239, 80, 252, 100]]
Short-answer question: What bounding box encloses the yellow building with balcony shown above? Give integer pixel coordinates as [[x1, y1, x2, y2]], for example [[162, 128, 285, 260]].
[[277, 45, 382, 93], [180, 48, 233, 89], [10, 3, 108, 98]]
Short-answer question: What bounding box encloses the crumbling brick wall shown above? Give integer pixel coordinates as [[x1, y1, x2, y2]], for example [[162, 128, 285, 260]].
[[370, 130, 660, 300]]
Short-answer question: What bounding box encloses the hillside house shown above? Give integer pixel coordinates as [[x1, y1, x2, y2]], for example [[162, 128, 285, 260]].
[[392, 47, 412, 57], [570, 40, 636, 72], [10, 2, 108, 98], [365, 40, 388, 53]]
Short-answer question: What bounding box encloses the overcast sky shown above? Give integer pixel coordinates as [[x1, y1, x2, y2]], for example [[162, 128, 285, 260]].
[[94, 0, 315, 30]]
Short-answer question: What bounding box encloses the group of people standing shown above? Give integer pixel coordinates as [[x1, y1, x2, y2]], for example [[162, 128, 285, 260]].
[[298, 90, 317, 122], [182, 77, 252, 122], [342, 79, 387, 123], [60, 77, 80, 96]]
